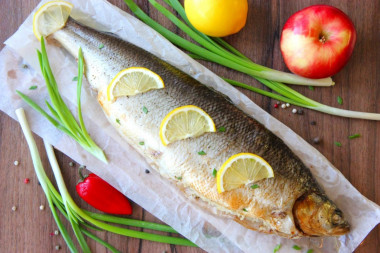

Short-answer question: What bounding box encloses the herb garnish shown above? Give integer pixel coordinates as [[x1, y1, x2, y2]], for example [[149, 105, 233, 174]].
[[15, 109, 195, 251], [139, 141, 144, 145], [121, 0, 379, 120], [142, 106, 149, 114], [242, 208, 248, 212], [17, 38, 107, 163], [212, 168, 217, 177], [308, 86, 314, 90], [334, 141, 342, 147], [98, 43, 104, 49], [175, 176, 182, 180], [292, 245, 301, 250], [218, 126, 226, 132], [273, 244, 281, 253], [72, 76, 78, 81], [250, 184, 259, 189], [198, 150, 206, 155], [337, 96, 343, 105], [116, 118, 121, 124], [29, 85, 38, 90], [348, 133, 361, 139], [306, 249, 314, 253]]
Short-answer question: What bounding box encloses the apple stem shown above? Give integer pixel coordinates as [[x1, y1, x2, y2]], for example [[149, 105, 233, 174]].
[[319, 35, 327, 44]]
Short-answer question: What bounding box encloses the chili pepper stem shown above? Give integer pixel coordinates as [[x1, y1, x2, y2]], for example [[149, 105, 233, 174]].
[[78, 166, 87, 182]]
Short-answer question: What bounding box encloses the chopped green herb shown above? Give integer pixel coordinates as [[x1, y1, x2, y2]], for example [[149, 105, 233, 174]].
[[308, 86, 314, 90], [175, 176, 182, 180], [198, 151, 206, 155], [98, 43, 104, 49], [292, 245, 301, 250], [348, 133, 361, 139], [116, 118, 121, 124], [334, 141, 342, 147], [72, 76, 78, 81], [250, 184, 259, 189], [337, 96, 343, 105], [218, 126, 226, 132], [212, 168, 217, 177], [29, 85, 38, 90], [142, 106, 149, 114], [273, 244, 281, 253], [139, 141, 144, 145], [306, 249, 314, 253], [242, 208, 248, 212]]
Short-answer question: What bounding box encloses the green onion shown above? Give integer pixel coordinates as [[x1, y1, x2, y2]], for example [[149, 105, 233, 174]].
[[99, 43, 105, 49], [123, 0, 380, 121], [242, 208, 248, 212], [139, 141, 144, 145], [15, 108, 196, 250], [142, 106, 149, 114], [175, 176, 182, 180], [29, 85, 38, 90], [218, 126, 226, 132], [334, 141, 342, 147], [116, 118, 121, 124], [17, 38, 107, 163], [348, 133, 361, 139], [212, 168, 217, 177], [337, 96, 343, 105], [292, 245, 302, 250], [250, 184, 259, 189], [273, 244, 281, 253], [306, 249, 314, 253], [141, 0, 334, 86], [198, 150, 206, 155], [72, 76, 78, 81]]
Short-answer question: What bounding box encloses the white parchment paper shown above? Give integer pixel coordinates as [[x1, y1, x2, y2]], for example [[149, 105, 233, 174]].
[[1, 0, 379, 252]]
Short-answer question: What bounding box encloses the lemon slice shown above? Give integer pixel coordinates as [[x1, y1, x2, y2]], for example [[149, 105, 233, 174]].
[[160, 105, 216, 146], [33, 0, 73, 40], [107, 67, 164, 100], [217, 153, 274, 193]]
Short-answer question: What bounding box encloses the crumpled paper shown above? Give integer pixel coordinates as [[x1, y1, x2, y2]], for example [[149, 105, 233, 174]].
[[1, 0, 379, 252]]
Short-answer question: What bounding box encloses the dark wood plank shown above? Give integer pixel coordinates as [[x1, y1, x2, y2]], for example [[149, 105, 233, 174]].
[[0, 0, 378, 252]]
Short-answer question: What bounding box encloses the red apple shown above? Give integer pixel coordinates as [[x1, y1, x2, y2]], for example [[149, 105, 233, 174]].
[[280, 5, 356, 79]]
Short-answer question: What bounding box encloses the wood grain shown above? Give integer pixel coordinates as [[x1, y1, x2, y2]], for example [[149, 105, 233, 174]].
[[0, 0, 378, 252]]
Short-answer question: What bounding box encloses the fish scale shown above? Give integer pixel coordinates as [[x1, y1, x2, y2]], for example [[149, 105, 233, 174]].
[[51, 18, 350, 238]]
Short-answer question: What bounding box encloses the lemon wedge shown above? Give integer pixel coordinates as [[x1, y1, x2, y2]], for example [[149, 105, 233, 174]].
[[107, 67, 164, 101], [160, 105, 216, 146], [33, 0, 73, 40], [217, 153, 274, 193]]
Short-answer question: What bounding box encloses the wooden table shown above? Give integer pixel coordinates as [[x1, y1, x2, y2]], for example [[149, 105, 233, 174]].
[[0, 0, 378, 252]]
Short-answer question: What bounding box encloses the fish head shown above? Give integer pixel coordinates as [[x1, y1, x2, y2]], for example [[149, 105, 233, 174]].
[[293, 192, 350, 236]]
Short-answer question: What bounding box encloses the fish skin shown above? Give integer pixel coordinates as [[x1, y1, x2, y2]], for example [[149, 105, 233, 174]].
[[52, 18, 349, 238]]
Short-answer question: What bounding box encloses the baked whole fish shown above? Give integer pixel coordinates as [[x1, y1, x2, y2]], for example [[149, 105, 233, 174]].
[[51, 18, 350, 238]]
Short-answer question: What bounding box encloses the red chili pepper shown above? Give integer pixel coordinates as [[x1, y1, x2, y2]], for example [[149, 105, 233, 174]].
[[76, 167, 132, 215]]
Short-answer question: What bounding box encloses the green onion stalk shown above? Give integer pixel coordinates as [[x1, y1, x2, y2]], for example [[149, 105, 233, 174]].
[[17, 38, 108, 163], [15, 108, 196, 253], [124, 0, 380, 120]]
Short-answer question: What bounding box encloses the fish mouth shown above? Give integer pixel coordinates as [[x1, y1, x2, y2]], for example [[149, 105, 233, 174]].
[[329, 210, 350, 235], [293, 192, 350, 236]]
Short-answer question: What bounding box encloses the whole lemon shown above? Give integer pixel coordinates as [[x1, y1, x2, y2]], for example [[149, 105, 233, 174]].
[[184, 0, 248, 37]]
